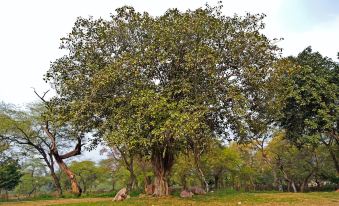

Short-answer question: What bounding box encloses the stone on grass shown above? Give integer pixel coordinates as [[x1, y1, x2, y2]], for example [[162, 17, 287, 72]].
[[180, 190, 194, 198], [188, 186, 206, 195], [113, 188, 128, 201]]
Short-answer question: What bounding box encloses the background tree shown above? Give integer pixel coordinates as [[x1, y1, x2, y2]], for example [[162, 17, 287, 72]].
[[279, 47, 339, 192], [15, 159, 53, 198], [102, 145, 138, 192], [171, 154, 197, 190], [280, 47, 339, 174], [0, 136, 9, 160], [0, 158, 22, 199], [99, 149, 122, 192], [68, 160, 100, 194], [266, 132, 334, 192], [203, 144, 242, 190], [0, 101, 85, 196], [0, 104, 63, 197]]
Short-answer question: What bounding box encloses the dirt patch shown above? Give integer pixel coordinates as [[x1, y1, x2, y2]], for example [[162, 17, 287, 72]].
[[0, 197, 111, 206]]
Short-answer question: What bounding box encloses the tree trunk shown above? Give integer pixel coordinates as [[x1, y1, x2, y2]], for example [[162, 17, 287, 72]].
[[50, 172, 63, 197], [315, 179, 320, 190], [321, 138, 339, 174], [128, 158, 137, 192], [53, 153, 82, 196], [116, 146, 137, 193], [329, 149, 339, 191], [291, 181, 297, 193], [278, 179, 284, 192], [83, 181, 87, 194], [151, 149, 174, 196], [323, 139, 339, 191], [153, 173, 169, 196], [214, 175, 219, 189], [300, 182, 306, 193], [328, 146, 339, 174], [43, 126, 82, 196], [279, 159, 297, 193], [300, 170, 314, 193], [197, 165, 209, 192], [193, 151, 209, 192], [272, 170, 278, 190], [285, 179, 297, 193], [127, 170, 137, 192], [144, 176, 152, 187]]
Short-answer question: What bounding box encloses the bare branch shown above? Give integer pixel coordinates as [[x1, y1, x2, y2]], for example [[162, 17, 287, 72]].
[[32, 88, 49, 104]]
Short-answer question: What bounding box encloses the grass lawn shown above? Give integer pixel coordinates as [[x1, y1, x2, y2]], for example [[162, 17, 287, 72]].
[[1, 191, 338, 206]]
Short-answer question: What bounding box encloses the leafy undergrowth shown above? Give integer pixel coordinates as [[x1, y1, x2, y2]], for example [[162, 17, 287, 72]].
[[1, 191, 338, 206]]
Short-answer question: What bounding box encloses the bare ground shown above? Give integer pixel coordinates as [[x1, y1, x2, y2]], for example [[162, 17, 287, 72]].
[[0, 197, 111, 206]]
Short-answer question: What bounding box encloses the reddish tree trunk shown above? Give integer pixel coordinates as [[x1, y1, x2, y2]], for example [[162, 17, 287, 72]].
[[43, 125, 82, 196], [53, 153, 82, 196]]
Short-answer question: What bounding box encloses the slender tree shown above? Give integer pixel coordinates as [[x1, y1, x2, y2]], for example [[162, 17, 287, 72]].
[[0, 100, 84, 196], [0, 104, 63, 197]]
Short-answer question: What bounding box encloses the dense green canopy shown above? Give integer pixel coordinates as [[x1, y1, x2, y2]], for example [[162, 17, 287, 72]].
[[45, 4, 282, 195], [0, 158, 22, 192], [281, 47, 339, 145]]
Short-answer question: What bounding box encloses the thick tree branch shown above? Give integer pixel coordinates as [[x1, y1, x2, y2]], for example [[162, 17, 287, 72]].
[[43, 121, 57, 151], [59, 137, 82, 159]]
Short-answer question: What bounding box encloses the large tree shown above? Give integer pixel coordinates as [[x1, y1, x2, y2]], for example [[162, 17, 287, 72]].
[[45, 4, 281, 196]]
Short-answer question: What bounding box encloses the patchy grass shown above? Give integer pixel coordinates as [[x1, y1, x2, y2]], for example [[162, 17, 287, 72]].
[[1, 191, 338, 206], [0, 198, 111, 206]]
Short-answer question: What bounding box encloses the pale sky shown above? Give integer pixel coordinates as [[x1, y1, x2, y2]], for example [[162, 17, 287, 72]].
[[0, 0, 338, 161]]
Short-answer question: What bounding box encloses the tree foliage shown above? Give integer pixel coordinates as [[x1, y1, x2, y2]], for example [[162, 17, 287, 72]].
[[280, 47, 339, 179], [45, 3, 281, 196], [281, 47, 339, 146], [0, 158, 22, 192]]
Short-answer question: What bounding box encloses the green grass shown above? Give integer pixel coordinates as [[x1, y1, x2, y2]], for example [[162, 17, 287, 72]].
[[63, 192, 339, 206], [1, 190, 338, 206]]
